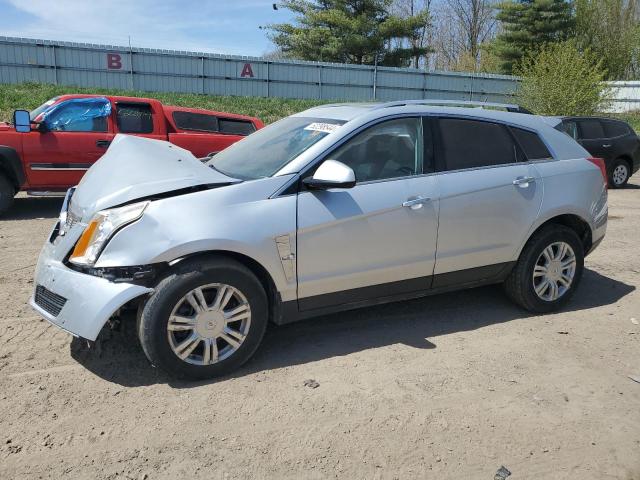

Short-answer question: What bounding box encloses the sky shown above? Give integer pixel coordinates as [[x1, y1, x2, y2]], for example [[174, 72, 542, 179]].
[[0, 0, 296, 56]]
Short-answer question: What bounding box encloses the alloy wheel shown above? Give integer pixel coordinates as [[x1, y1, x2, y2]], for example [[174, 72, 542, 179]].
[[612, 164, 628, 186], [532, 242, 577, 302], [167, 283, 251, 365]]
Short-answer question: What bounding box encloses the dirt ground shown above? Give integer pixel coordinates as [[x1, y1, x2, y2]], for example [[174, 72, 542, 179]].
[[1, 181, 639, 480]]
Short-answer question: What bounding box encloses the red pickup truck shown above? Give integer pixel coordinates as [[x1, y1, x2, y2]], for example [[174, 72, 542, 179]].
[[0, 94, 263, 214]]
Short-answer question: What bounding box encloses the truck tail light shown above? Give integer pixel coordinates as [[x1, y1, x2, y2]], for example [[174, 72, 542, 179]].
[[587, 157, 608, 188]]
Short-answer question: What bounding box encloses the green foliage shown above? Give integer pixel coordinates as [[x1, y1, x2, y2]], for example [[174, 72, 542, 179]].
[[574, 0, 640, 80], [515, 41, 612, 115], [0, 83, 329, 125], [266, 0, 430, 66], [492, 0, 574, 74]]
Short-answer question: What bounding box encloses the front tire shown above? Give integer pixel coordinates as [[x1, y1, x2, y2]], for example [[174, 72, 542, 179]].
[[138, 257, 268, 380], [504, 225, 584, 313], [609, 159, 630, 188]]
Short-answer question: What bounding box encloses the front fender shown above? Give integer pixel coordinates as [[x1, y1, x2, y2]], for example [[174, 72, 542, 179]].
[[95, 179, 298, 301]]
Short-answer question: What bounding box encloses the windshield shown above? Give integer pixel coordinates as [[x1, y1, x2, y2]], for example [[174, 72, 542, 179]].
[[30, 96, 61, 121], [209, 116, 345, 180]]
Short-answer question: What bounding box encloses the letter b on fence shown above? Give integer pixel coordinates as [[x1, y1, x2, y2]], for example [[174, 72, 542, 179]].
[[107, 53, 122, 70]]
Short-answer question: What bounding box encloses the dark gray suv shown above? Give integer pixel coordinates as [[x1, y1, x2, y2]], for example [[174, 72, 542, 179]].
[[552, 116, 640, 188]]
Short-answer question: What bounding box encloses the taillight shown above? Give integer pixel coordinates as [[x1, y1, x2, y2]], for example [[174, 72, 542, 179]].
[[587, 157, 608, 187]]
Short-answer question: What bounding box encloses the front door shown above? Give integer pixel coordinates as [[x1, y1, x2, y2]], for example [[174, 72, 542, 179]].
[[296, 116, 440, 311], [22, 98, 114, 189], [432, 117, 544, 286]]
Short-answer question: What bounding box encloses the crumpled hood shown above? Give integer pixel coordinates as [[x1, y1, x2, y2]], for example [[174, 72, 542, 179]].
[[70, 134, 238, 219]]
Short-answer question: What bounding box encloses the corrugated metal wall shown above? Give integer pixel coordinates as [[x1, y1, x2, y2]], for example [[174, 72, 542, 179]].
[[0, 36, 518, 103], [609, 81, 640, 113]]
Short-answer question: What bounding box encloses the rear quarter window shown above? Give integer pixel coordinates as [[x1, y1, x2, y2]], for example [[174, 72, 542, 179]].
[[173, 111, 219, 133], [219, 118, 256, 136], [510, 128, 552, 160]]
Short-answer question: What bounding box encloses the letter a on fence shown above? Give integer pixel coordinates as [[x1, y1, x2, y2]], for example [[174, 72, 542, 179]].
[[240, 63, 254, 78]]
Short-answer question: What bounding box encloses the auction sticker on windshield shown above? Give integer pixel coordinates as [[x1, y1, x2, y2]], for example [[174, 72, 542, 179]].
[[304, 122, 341, 133]]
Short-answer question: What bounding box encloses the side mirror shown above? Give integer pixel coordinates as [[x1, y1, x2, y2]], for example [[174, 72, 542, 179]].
[[303, 160, 356, 190], [13, 110, 31, 133]]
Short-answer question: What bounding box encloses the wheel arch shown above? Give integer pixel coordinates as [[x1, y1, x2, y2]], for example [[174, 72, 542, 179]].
[[169, 250, 282, 324], [0, 146, 26, 189], [520, 213, 592, 259]]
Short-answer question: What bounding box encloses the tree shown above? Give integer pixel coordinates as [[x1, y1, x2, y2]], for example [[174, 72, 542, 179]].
[[392, 0, 434, 68], [574, 0, 640, 80], [429, 0, 499, 72], [516, 41, 612, 115], [491, 0, 574, 74], [266, 0, 431, 66], [449, 0, 498, 66]]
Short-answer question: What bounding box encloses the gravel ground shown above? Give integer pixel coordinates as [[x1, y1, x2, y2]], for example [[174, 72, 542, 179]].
[[1, 181, 639, 480]]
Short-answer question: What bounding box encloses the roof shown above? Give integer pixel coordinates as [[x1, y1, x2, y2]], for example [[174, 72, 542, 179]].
[[296, 99, 532, 122]]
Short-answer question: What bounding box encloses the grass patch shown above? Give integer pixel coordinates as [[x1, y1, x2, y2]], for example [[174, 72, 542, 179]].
[[0, 82, 329, 125], [2, 82, 639, 132]]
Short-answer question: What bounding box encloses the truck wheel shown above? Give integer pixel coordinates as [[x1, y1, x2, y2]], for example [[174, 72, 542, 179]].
[[504, 225, 584, 313], [138, 256, 268, 380], [0, 174, 16, 216]]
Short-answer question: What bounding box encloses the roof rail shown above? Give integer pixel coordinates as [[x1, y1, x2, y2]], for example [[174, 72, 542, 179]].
[[376, 99, 532, 114]]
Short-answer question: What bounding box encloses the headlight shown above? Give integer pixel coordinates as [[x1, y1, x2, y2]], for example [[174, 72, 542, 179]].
[[69, 201, 149, 266]]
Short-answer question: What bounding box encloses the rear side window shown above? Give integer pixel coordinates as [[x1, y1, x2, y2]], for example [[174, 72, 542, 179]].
[[438, 118, 519, 171], [219, 118, 255, 136], [558, 120, 579, 140], [601, 119, 630, 138], [173, 111, 219, 133], [511, 128, 552, 160], [579, 119, 605, 140], [116, 103, 154, 134]]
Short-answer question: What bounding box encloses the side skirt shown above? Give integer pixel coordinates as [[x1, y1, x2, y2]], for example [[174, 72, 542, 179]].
[[274, 262, 515, 325]]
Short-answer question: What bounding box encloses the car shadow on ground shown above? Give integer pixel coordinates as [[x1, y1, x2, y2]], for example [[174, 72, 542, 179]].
[[70, 268, 635, 388], [3, 196, 63, 221]]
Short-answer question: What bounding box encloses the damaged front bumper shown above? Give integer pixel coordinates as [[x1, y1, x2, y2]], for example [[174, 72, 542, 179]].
[[30, 221, 153, 341]]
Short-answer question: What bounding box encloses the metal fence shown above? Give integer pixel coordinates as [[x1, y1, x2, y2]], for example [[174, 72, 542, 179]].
[[0, 36, 518, 103], [609, 81, 640, 113], [2, 36, 637, 112]]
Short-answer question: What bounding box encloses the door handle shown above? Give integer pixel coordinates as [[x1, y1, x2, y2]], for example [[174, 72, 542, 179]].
[[513, 176, 536, 187], [402, 196, 431, 209], [602, 144, 612, 148], [96, 140, 111, 148]]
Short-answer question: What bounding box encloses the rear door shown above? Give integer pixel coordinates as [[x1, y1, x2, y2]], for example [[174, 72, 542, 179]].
[[576, 119, 612, 160], [432, 118, 544, 286], [21, 97, 114, 188], [296, 116, 440, 310]]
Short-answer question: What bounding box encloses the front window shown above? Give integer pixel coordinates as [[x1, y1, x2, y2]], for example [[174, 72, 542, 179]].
[[42, 98, 111, 132], [209, 117, 345, 180], [330, 117, 425, 183], [29, 96, 61, 121]]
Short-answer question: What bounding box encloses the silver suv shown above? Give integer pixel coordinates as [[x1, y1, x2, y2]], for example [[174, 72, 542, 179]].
[[31, 101, 609, 379]]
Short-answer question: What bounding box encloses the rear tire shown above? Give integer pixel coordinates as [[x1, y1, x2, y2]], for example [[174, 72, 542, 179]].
[[504, 225, 584, 313], [0, 174, 15, 216], [138, 256, 268, 380], [609, 158, 630, 188]]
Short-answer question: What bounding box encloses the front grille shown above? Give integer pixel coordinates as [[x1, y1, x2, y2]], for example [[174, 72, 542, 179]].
[[65, 210, 81, 229], [34, 285, 67, 317]]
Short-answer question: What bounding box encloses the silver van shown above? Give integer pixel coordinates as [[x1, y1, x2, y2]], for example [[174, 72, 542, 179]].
[[31, 102, 608, 379]]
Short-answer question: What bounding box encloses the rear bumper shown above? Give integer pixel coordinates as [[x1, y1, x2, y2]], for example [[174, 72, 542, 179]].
[[30, 240, 152, 340]]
